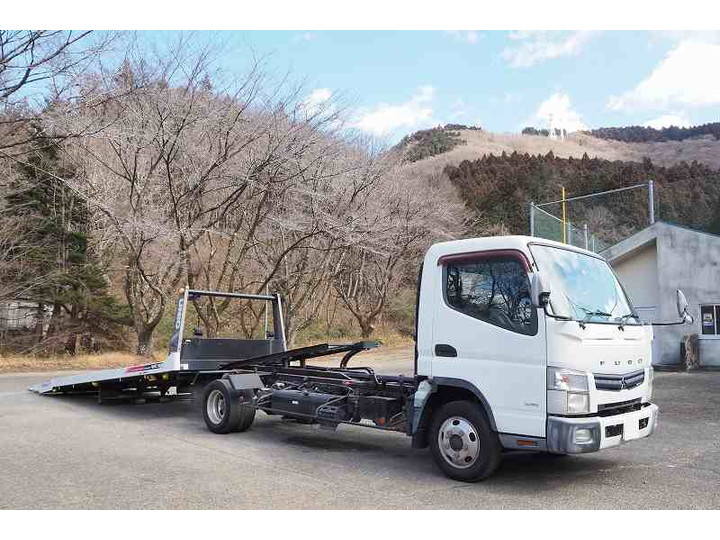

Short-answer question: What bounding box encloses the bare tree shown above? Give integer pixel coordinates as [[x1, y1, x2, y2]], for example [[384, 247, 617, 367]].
[[332, 156, 464, 338], [59, 39, 350, 354], [175, 93, 380, 342], [0, 30, 116, 155]]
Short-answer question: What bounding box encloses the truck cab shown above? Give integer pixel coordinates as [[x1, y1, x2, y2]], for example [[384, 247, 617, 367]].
[[414, 235, 659, 480]]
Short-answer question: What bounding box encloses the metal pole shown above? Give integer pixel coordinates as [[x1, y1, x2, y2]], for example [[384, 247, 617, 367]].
[[530, 202, 535, 236], [583, 224, 589, 249], [648, 180, 655, 224], [264, 284, 269, 337], [561, 186, 567, 243], [592, 235, 596, 252]]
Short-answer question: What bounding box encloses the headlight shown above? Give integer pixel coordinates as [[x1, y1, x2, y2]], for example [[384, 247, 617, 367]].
[[547, 367, 589, 392], [567, 392, 590, 414], [547, 367, 590, 415]]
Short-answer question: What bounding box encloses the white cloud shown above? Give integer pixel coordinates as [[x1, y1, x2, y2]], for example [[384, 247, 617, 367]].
[[608, 41, 720, 110], [531, 92, 586, 132], [643, 113, 691, 129], [653, 31, 720, 45], [302, 88, 332, 115], [446, 31, 480, 45], [353, 86, 435, 137], [502, 31, 595, 68]]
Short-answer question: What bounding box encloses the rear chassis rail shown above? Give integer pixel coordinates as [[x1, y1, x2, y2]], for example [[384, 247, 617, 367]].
[[31, 340, 421, 433], [230, 361, 419, 433]]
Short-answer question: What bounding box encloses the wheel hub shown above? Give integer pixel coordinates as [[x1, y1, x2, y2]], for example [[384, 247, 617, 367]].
[[207, 389, 226, 425], [449, 434, 464, 451], [438, 416, 481, 469]]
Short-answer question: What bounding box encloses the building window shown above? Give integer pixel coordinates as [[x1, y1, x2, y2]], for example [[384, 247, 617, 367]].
[[700, 305, 720, 335], [444, 255, 537, 336]]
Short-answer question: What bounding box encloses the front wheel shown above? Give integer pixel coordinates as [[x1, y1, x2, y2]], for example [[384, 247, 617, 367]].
[[429, 400, 502, 482], [202, 379, 255, 434]]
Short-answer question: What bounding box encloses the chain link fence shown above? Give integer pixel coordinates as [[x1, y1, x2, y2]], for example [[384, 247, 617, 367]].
[[529, 182, 653, 254], [530, 205, 610, 253]]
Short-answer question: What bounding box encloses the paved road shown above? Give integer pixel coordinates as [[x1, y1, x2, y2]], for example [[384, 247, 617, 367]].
[[1, 358, 719, 509]]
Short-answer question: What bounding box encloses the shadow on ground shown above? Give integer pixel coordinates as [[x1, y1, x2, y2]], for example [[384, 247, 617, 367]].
[[37, 391, 623, 490]]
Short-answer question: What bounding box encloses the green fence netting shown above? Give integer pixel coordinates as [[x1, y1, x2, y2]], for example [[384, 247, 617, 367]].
[[531, 205, 610, 253]]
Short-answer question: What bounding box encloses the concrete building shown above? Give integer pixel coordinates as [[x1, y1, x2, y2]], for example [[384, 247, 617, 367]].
[[603, 221, 720, 367]]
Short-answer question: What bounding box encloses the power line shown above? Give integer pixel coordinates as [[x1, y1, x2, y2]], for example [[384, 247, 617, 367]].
[[535, 182, 649, 207]]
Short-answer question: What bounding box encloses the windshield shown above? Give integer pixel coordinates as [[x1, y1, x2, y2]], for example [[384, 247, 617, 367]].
[[530, 244, 638, 324]]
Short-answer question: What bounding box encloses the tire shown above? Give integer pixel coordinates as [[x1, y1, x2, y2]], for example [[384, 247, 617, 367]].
[[429, 400, 502, 482], [202, 379, 256, 434]]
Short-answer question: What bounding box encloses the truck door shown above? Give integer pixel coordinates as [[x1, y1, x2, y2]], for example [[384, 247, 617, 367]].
[[432, 250, 547, 438]]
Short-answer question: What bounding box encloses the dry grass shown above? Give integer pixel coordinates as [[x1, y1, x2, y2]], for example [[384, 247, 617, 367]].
[[0, 351, 165, 374], [412, 130, 720, 173], [295, 330, 413, 350], [0, 334, 414, 374]]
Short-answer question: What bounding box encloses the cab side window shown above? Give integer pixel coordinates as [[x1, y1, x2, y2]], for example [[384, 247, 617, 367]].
[[444, 256, 537, 335]]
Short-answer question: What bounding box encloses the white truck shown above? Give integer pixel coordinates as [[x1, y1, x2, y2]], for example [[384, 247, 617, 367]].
[[31, 235, 692, 482]]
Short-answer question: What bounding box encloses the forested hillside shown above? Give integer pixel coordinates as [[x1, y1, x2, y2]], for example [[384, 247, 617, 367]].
[[586, 122, 720, 143], [394, 124, 480, 162], [443, 152, 720, 245], [399, 124, 720, 247], [398, 125, 720, 170]]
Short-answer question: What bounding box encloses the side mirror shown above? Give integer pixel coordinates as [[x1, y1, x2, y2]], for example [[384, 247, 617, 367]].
[[531, 272, 551, 308], [676, 289, 694, 323]]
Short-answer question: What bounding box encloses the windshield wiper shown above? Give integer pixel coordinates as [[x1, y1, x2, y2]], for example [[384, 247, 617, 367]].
[[617, 312, 639, 329], [578, 309, 613, 329]]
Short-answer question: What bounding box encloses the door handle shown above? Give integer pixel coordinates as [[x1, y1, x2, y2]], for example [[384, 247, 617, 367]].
[[434, 344, 457, 357]]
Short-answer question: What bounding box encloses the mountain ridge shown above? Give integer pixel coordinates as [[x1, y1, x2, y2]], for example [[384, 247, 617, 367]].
[[399, 125, 720, 246]]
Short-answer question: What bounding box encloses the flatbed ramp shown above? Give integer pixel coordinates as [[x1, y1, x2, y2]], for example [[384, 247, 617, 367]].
[[28, 342, 379, 396]]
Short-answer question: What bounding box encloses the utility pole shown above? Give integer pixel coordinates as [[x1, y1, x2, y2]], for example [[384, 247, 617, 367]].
[[561, 186, 567, 243], [529, 202, 535, 236], [648, 180, 655, 224]]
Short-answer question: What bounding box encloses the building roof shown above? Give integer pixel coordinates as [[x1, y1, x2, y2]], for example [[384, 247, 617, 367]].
[[602, 221, 720, 263]]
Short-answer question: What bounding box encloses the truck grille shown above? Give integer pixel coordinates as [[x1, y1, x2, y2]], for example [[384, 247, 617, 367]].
[[594, 369, 645, 391], [597, 397, 642, 416]]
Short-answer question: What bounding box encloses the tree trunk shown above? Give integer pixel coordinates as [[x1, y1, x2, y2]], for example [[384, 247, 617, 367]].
[[286, 327, 297, 348], [65, 333, 79, 355], [136, 326, 155, 357], [34, 302, 47, 344], [359, 318, 375, 339]]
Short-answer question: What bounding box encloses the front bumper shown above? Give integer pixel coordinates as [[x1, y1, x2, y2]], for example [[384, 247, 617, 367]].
[[546, 403, 658, 454]]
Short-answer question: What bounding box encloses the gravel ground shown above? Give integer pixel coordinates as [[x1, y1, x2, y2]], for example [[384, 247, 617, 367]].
[[1, 351, 719, 509]]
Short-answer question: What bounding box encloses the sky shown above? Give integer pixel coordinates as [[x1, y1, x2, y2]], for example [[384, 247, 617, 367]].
[[146, 30, 720, 143]]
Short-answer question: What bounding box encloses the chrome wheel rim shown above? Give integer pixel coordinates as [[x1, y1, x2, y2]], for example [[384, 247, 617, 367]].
[[207, 389, 226, 425], [438, 416, 481, 469]]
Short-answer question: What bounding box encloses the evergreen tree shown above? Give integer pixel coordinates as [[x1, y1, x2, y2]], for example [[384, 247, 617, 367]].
[[4, 140, 130, 354]]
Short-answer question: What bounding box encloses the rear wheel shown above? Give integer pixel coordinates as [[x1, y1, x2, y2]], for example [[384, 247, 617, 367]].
[[429, 400, 502, 482], [202, 379, 255, 434]]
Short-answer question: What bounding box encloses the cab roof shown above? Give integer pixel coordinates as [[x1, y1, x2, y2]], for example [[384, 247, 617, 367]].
[[425, 235, 602, 265]]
